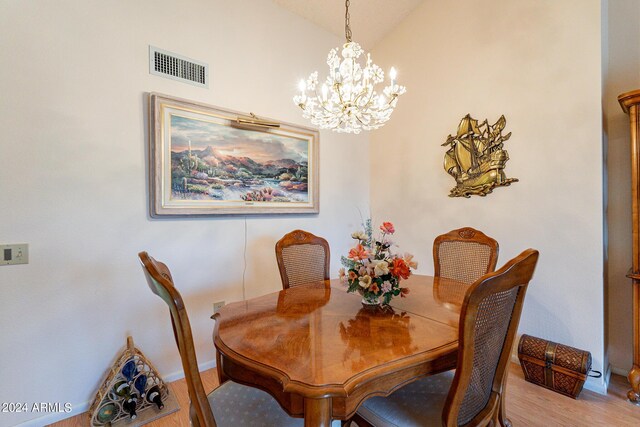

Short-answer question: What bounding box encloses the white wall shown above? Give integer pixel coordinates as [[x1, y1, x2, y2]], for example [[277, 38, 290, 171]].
[[0, 1, 369, 425], [370, 0, 607, 391], [3, 0, 632, 424], [603, 0, 640, 375]]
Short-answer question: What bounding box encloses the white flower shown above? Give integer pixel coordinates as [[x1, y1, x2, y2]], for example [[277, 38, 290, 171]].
[[360, 258, 375, 275], [374, 260, 389, 276], [359, 275, 372, 289], [351, 231, 367, 240], [306, 71, 318, 91], [369, 64, 384, 84]]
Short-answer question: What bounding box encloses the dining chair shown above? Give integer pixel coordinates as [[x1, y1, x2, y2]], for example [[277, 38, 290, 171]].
[[138, 251, 307, 427], [275, 229, 331, 289], [353, 248, 539, 427], [433, 227, 499, 285]]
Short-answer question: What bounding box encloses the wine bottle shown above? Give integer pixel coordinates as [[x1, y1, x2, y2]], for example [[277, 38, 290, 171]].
[[122, 393, 138, 420], [134, 374, 147, 398], [113, 380, 130, 397], [96, 402, 117, 424], [146, 385, 164, 409], [121, 359, 138, 382]]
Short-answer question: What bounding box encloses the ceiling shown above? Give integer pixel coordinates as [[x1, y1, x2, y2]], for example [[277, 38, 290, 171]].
[[273, 0, 425, 49]]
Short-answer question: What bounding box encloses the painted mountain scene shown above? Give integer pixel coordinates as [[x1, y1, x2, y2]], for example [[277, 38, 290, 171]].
[[170, 115, 310, 203]]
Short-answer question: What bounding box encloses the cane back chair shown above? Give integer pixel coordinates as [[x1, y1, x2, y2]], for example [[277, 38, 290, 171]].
[[433, 227, 499, 285], [354, 248, 539, 427], [275, 229, 331, 289], [138, 251, 306, 427]]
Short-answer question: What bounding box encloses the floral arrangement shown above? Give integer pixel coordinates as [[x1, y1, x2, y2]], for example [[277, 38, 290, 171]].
[[339, 220, 417, 305]]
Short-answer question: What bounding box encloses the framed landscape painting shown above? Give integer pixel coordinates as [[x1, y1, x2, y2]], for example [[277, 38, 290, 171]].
[[149, 93, 319, 216]]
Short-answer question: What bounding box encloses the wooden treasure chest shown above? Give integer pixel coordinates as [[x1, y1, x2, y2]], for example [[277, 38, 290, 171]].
[[517, 334, 600, 399]]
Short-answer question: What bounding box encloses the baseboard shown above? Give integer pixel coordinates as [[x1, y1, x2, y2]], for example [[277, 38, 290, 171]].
[[14, 402, 92, 427], [15, 358, 218, 427], [610, 365, 629, 377], [583, 363, 610, 395], [163, 359, 217, 383]]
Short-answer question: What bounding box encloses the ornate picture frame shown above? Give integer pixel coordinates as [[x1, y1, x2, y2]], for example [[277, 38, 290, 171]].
[[149, 93, 319, 216]]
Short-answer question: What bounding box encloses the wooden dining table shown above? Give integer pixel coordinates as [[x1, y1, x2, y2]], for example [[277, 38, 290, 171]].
[[212, 275, 468, 427]]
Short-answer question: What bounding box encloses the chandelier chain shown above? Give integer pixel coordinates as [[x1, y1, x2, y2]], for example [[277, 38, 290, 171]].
[[345, 0, 352, 42]]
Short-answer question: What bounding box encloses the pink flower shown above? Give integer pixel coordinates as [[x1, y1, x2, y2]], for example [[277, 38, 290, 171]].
[[338, 268, 346, 283], [348, 244, 370, 261], [404, 253, 418, 269], [381, 281, 392, 293], [380, 222, 395, 234]]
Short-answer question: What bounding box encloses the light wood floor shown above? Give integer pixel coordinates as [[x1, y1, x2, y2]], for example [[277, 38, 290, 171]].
[[50, 363, 640, 426]]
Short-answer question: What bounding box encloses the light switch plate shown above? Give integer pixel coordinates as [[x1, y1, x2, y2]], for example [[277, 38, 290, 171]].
[[213, 301, 225, 314], [0, 244, 29, 265]]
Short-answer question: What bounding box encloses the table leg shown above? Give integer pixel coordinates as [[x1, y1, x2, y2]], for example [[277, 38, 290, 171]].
[[304, 397, 332, 427], [216, 350, 228, 384]]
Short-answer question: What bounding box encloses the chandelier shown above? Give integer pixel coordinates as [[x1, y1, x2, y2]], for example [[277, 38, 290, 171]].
[[293, 0, 406, 134]]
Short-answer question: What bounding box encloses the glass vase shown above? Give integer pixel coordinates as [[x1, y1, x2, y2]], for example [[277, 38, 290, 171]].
[[361, 293, 380, 306]]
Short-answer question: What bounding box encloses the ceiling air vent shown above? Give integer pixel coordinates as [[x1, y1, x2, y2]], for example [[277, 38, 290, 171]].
[[149, 46, 208, 88]]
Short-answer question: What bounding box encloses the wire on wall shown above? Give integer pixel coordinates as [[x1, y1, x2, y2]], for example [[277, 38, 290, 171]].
[[242, 216, 247, 301]]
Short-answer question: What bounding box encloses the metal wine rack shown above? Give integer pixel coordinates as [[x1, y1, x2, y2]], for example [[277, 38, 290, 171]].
[[89, 336, 173, 426]]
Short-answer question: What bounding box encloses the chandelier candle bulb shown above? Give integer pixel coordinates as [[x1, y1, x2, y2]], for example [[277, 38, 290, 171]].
[[389, 67, 397, 86]]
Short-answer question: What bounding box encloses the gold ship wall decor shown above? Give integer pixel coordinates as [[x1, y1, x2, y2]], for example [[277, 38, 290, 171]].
[[443, 114, 518, 197]]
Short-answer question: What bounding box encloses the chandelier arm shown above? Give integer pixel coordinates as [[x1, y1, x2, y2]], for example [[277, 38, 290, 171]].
[[353, 87, 375, 109], [318, 103, 336, 115], [312, 87, 338, 115], [354, 114, 367, 126], [334, 82, 346, 107], [377, 91, 398, 109], [386, 93, 399, 106]]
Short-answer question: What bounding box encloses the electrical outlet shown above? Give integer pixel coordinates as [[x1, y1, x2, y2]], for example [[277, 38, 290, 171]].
[[213, 301, 225, 314], [0, 244, 28, 266]]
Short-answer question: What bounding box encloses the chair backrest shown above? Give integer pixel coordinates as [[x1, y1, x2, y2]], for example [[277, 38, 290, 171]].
[[275, 229, 330, 289], [442, 248, 539, 427], [138, 252, 217, 427], [433, 227, 499, 285]]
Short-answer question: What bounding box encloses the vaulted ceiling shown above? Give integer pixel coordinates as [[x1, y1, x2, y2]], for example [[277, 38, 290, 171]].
[[273, 0, 425, 49]]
